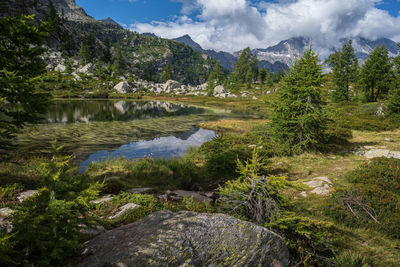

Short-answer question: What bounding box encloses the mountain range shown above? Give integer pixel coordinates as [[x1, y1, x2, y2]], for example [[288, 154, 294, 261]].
[[173, 35, 399, 72]]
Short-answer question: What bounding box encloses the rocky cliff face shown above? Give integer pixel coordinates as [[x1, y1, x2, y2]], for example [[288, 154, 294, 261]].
[[48, 0, 92, 22]]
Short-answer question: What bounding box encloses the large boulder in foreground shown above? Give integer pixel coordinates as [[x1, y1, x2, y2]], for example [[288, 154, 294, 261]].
[[79, 210, 289, 267], [113, 81, 131, 93]]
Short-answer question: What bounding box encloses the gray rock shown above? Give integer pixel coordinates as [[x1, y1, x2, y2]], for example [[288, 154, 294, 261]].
[[163, 80, 181, 91], [0, 208, 14, 219], [364, 149, 391, 159], [304, 177, 332, 196], [91, 195, 114, 205], [108, 203, 140, 220], [213, 85, 227, 96], [80, 224, 106, 236], [126, 188, 154, 194], [77, 63, 94, 74], [54, 63, 66, 72], [79, 210, 289, 267], [169, 190, 212, 203], [113, 81, 131, 93], [17, 190, 39, 202]]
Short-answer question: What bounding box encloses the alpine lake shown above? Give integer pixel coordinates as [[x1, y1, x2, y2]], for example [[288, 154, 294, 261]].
[[14, 99, 247, 171]]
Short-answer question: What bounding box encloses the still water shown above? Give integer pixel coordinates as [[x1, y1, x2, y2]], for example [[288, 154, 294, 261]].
[[17, 100, 236, 168]]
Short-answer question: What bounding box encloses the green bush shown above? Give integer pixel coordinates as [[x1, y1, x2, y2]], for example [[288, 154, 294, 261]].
[[8, 145, 102, 266], [200, 135, 252, 179], [327, 158, 400, 238], [267, 215, 337, 266]]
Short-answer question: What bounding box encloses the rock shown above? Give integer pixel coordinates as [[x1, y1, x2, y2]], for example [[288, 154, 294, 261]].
[[108, 203, 140, 220], [213, 85, 227, 96], [91, 195, 114, 205], [77, 63, 94, 74], [54, 63, 66, 72], [80, 224, 106, 236], [72, 72, 82, 81], [364, 149, 391, 159], [17, 190, 39, 202], [126, 188, 154, 194], [79, 210, 289, 267], [169, 190, 212, 203], [304, 177, 332, 196], [113, 81, 131, 93], [0, 208, 14, 219], [163, 80, 181, 91], [375, 103, 386, 117], [252, 96, 258, 100], [105, 176, 120, 182], [384, 138, 394, 142]]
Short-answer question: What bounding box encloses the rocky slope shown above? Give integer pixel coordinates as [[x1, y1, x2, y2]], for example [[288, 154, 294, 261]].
[[1, 0, 214, 85]]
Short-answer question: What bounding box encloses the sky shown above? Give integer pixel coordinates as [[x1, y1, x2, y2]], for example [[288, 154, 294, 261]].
[[76, 0, 400, 52]]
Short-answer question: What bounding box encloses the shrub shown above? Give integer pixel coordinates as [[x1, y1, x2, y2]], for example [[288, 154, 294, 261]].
[[217, 151, 293, 224], [327, 158, 400, 238], [9, 144, 102, 266], [200, 135, 252, 179]]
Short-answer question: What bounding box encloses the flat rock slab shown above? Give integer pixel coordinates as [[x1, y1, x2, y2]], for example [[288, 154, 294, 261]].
[[79, 210, 289, 267], [364, 149, 400, 159], [108, 203, 140, 220], [304, 177, 332, 196]]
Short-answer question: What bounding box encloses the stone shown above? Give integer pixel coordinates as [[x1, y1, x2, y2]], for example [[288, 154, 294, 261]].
[[108, 203, 140, 220], [77, 63, 94, 74], [213, 85, 227, 96], [384, 138, 394, 142], [364, 149, 391, 159], [113, 81, 131, 93], [54, 63, 66, 72], [252, 96, 258, 100], [80, 224, 106, 236], [304, 177, 332, 196], [17, 190, 39, 202], [0, 208, 14, 219], [163, 80, 181, 91], [126, 188, 153, 194], [105, 176, 120, 182], [79, 210, 290, 267], [169, 190, 212, 203], [91, 194, 114, 205]]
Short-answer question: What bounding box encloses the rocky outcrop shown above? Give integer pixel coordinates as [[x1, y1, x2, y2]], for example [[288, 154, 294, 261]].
[[303, 177, 333, 196], [79, 210, 290, 267], [113, 81, 131, 93], [355, 145, 400, 159], [213, 85, 237, 98]]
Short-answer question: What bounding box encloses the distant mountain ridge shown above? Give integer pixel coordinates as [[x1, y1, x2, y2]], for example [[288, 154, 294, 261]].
[[173, 35, 399, 72]]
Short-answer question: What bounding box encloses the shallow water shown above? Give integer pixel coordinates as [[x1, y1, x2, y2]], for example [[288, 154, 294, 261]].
[[16, 99, 239, 165]]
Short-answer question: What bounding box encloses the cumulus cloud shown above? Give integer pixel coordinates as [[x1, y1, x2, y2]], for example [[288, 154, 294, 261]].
[[130, 0, 400, 52]]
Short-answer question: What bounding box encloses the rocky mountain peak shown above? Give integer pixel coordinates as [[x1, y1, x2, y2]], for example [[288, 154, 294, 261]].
[[99, 17, 120, 26], [173, 34, 203, 51]]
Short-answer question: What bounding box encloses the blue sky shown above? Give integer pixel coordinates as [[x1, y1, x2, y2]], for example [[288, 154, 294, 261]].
[[76, 0, 400, 52]]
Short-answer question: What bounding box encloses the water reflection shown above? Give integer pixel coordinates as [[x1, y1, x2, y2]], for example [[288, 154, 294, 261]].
[[80, 128, 216, 171], [45, 100, 206, 123]]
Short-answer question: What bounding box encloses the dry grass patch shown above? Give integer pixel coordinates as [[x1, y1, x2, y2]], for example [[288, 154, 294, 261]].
[[351, 129, 400, 151]]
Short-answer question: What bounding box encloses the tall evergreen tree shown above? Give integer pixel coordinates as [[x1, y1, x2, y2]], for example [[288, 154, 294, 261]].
[[112, 45, 124, 76], [258, 68, 267, 84], [271, 46, 327, 154], [0, 15, 50, 149], [78, 41, 90, 65], [102, 38, 112, 63], [230, 47, 252, 83], [207, 62, 225, 95], [327, 40, 358, 102], [160, 62, 173, 81], [359, 45, 393, 102], [387, 43, 400, 116]]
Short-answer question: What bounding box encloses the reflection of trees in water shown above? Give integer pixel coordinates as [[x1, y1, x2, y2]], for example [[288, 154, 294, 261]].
[[45, 101, 205, 123]]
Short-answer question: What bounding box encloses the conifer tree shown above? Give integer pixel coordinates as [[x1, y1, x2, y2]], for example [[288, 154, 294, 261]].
[[327, 40, 358, 102], [207, 62, 225, 95], [0, 15, 50, 149], [79, 41, 90, 65], [112, 45, 124, 76], [258, 68, 267, 84], [271, 46, 327, 154], [359, 45, 393, 102], [230, 47, 252, 83], [266, 71, 274, 87], [160, 62, 173, 81], [387, 43, 400, 116]]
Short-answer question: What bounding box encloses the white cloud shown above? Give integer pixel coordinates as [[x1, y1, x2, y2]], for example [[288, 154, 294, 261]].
[[130, 0, 400, 52]]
